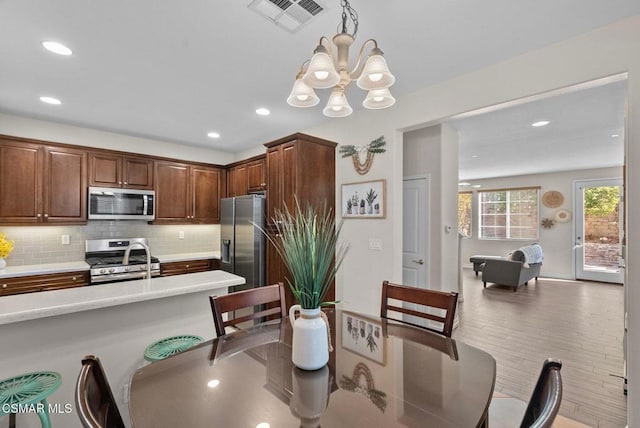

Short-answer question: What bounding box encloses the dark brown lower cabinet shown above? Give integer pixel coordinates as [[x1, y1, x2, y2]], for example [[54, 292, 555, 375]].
[[160, 259, 220, 276], [0, 271, 89, 296]]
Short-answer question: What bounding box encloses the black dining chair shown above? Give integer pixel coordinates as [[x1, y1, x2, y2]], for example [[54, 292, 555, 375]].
[[489, 359, 563, 428], [521, 359, 563, 427], [210, 282, 287, 337], [75, 355, 126, 428], [380, 280, 459, 337]]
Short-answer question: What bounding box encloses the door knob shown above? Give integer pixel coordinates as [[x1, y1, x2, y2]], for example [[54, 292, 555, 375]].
[[412, 259, 425, 265]]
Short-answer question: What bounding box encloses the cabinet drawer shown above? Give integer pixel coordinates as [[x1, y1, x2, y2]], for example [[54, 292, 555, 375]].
[[160, 259, 212, 276], [0, 271, 89, 296]]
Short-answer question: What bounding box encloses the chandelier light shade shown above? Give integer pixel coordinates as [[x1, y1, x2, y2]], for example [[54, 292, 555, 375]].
[[287, 74, 320, 107], [363, 88, 396, 109], [302, 46, 340, 89], [288, 0, 396, 118], [322, 88, 353, 117], [356, 49, 396, 90]]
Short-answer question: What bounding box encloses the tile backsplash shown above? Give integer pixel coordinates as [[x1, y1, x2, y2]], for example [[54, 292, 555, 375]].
[[1, 222, 220, 266]]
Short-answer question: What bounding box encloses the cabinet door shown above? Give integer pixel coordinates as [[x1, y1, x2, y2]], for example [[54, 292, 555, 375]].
[[0, 140, 42, 223], [227, 165, 247, 197], [43, 146, 87, 223], [155, 161, 190, 222], [281, 142, 297, 212], [227, 168, 237, 197], [192, 166, 222, 223], [266, 147, 282, 220], [88, 153, 121, 187], [123, 157, 154, 189], [247, 158, 266, 191]]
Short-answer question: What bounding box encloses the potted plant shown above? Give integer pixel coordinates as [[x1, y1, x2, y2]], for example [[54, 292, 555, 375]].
[[257, 198, 348, 370], [365, 188, 377, 214]]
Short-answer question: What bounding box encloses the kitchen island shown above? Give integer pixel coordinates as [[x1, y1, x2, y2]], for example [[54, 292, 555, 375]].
[[0, 270, 244, 428]]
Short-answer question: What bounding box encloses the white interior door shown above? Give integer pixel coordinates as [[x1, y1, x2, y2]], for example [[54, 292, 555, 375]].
[[402, 177, 428, 288], [575, 178, 624, 283]]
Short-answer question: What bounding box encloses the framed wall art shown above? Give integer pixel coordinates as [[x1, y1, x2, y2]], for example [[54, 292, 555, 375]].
[[341, 311, 386, 365], [342, 179, 386, 218]]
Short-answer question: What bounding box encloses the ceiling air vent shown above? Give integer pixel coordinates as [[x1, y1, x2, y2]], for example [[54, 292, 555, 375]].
[[248, 0, 326, 33]]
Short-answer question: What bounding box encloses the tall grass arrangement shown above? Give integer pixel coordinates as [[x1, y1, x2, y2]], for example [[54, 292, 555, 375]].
[[257, 198, 348, 309]]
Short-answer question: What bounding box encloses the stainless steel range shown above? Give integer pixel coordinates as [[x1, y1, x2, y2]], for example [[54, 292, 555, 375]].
[[86, 238, 161, 284]]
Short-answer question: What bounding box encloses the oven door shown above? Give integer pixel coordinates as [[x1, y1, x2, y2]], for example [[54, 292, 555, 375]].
[[88, 187, 155, 220]]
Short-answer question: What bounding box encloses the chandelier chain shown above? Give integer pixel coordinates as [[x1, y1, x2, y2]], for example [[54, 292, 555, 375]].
[[338, 0, 359, 38]]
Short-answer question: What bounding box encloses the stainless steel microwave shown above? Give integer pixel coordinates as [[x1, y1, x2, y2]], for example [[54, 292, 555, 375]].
[[88, 187, 155, 220]]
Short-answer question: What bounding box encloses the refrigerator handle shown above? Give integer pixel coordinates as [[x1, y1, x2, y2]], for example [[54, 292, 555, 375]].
[[222, 239, 231, 264]]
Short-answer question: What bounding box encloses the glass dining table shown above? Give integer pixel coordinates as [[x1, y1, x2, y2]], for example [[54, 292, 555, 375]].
[[129, 309, 496, 427]]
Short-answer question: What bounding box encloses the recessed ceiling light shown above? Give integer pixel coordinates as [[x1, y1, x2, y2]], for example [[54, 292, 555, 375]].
[[458, 182, 471, 186], [256, 423, 270, 428], [207, 131, 221, 139], [207, 379, 220, 388], [471, 155, 478, 158], [42, 41, 73, 56], [531, 120, 550, 127], [256, 108, 270, 116], [39, 96, 62, 105], [472, 184, 481, 188], [611, 134, 620, 138]]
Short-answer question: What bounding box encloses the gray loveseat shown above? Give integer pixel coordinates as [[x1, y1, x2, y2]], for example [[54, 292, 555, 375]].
[[482, 244, 543, 292]]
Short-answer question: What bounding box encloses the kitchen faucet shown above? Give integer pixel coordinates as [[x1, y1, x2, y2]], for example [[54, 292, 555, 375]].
[[123, 241, 152, 280]]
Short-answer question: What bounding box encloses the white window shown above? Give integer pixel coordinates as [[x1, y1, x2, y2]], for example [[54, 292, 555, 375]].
[[479, 188, 539, 240]]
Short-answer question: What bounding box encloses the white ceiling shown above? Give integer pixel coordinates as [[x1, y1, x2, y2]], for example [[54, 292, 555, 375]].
[[450, 79, 627, 181], [0, 1, 639, 155]]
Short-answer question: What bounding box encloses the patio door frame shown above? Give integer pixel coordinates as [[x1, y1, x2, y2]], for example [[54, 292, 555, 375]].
[[574, 177, 624, 284]]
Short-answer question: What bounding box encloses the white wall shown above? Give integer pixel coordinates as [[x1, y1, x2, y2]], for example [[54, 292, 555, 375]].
[[302, 15, 640, 425], [403, 124, 459, 293], [0, 112, 235, 165], [460, 167, 623, 279]]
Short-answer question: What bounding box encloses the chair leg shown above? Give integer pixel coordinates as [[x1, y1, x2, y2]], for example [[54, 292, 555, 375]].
[[525, 281, 528, 285], [36, 399, 52, 428], [513, 286, 517, 292], [9, 413, 16, 428], [483, 282, 487, 288]]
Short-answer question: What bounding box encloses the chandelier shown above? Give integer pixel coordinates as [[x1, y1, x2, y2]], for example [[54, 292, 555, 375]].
[[287, 0, 396, 118]]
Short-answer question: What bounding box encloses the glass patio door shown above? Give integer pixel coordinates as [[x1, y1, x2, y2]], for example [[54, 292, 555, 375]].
[[575, 178, 624, 284]]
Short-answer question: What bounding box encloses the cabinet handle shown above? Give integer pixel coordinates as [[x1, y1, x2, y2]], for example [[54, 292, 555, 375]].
[[72, 276, 77, 281], [186, 264, 190, 268], [124, 182, 128, 185], [2, 284, 7, 289], [119, 181, 122, 185], [37, 214, 41, 218], [44, 214, 49, 218]]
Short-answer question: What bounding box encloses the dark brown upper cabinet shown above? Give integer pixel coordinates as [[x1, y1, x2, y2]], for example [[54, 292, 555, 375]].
[[0, 135, 86, 225], [88, 152, 154, 190]]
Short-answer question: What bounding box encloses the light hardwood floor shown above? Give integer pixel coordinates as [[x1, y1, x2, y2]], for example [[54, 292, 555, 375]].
[[454, 269, 626, 428]]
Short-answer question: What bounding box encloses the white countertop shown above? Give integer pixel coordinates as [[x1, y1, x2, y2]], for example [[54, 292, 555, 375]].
[[0, 261, 90, 279], [0, 252, 221, 279], [155, 251, 220, 263], [0, 270, 244, 326]]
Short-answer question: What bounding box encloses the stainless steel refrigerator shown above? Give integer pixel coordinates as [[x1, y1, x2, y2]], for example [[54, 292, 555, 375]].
[[220, 195, 266, 292]]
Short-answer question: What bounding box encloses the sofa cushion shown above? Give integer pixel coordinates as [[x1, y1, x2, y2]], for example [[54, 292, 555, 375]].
[[510, 250, 525, 262]]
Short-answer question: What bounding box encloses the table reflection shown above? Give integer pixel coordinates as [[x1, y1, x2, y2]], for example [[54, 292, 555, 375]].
[[130, 309, 495, 428]]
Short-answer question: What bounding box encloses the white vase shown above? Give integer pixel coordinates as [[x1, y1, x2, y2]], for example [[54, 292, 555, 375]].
[[0, 258, 5, 270], [289, 305, 329, 370], [290, 365, 330, 428]]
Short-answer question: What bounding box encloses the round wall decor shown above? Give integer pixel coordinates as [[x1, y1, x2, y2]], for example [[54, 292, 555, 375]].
[[554, 209, 572, 223], [542, 190, 564, 208]]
